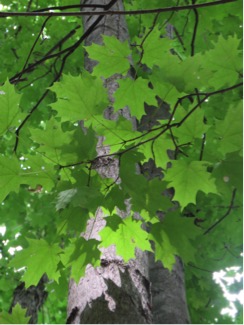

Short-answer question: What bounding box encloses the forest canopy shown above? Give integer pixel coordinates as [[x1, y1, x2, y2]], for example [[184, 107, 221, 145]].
[[0, 0, 242, 324]]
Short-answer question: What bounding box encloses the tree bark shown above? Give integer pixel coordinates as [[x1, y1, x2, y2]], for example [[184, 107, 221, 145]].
[[67, 1, 191, 324], [67, 1, 151, 324]]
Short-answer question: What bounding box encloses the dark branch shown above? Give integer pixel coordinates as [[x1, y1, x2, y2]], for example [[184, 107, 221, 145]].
[[204, 189, 237, 235], [16, 16, 51, 83], [33, 4, 107, 13], [0, 0, 237, 18], [190, 0, 199, 56], [188, 262, 213, 273]]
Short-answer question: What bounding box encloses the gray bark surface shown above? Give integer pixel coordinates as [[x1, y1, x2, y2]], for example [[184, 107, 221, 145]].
[[149, 254, 190, 324], [67, 1, 191, 324]]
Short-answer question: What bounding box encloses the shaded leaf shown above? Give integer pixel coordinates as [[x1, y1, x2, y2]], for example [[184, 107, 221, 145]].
[[165, 160, 217, 209]]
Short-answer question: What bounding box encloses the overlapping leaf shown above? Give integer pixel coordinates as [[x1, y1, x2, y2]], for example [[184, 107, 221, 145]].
[[140, 28, 173, 68], [113, 77, 157, 119], [99, 215, 152, 261], [215, 101, 243, 155], [85, 35, 131, 78], [9, 239, 62, 287], [0, 304, 30, 324], [0, 79, 24, 136], [165, 160, 217, 209], [50, 73, 109, 122], [61, 238, 100, 283]]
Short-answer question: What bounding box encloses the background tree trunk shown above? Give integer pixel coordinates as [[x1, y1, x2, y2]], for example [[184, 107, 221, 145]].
[[67, 1, 191, 323]]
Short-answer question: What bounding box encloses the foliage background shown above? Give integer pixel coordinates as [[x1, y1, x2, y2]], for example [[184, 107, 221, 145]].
[[0, 0, 242, 323]]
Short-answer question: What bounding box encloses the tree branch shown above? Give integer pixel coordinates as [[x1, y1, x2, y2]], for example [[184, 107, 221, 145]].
[[204, 188, 237, 235], [58, 81, 243, 169], [190, 0, 199, 56], [0, 0, 237, 18]]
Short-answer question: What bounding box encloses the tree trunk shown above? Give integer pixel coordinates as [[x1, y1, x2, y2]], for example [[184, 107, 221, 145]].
[[67, 1, 191, 323]]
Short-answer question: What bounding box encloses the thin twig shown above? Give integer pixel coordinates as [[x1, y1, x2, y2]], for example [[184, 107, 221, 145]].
[[204, 189, 237, 235], [16, 16, 51, 83]]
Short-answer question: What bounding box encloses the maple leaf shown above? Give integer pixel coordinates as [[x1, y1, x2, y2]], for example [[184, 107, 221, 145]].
[[201, 35, 242, 88], [99, 215, 152, 262], [141, 28, 173, 69], [93, 116, 140, 153], [0, 304, 30, 324], [50, 72, 109, 122], [139, 133, 175, 169], [164, 160, 217, 209], [149, 225, 177, 270], [150, 211, 201, 268], [174, 108, 209, 143], [213, 152, 243, 198], [0, 154, 54, 204], [113, 77, 157, 119], [0, 156, 21, 203], [9, 239, 62, 287], [0, 79, 24, 136], [61, 238, 101, 283], [85, 35, 131, 78], [30, 119, 97, 165], [149, 64, 185, 106], [215, 101, 242, 155]]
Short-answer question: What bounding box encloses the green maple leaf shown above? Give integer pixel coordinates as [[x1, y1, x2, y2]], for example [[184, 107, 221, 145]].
[[113, 77, 157, 119], [149, 65, 185, 106], [150, 212, 201, 268], [0, 79, 24, 136], [61, 238, 100, 283], [215, 101, 242, 155], [119, 151, 148, 210], [99, 215, 152, 262], [139, 133, 175, 169], [0, 156, 21, 203], [165, 160, 217, 209], [29, 118, 73, 164], [149, 225, 177, 270], [213, 152, 242, 198], [141, 28, 173, 69], [93, 116, 140, 153], [201, 35, 242, 88], [0, 304, 30, 324], [0, 154, 54, 204], [9, 239, 62, 287], [21, 155, 56, 191], [85, 35, 131, 78], [145, 179, 172, 215], [50, 72, 109, 122], [30, 119, 97, 165], [174, 108, 209, 143], [161, 211, 201, 264]]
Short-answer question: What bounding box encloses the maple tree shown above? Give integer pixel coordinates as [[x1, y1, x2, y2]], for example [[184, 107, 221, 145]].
[[0, 0, 243, 324]]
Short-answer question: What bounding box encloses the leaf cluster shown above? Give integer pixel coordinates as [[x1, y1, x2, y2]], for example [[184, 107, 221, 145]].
[[0, 0, 242, 323]]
